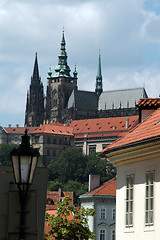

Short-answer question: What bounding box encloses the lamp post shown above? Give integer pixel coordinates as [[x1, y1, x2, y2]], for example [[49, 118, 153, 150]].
[[10, 129, 40, 240]]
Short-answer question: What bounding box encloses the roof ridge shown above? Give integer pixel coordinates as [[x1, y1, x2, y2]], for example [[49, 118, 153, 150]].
[[101, 109, 160, 153], [102, 87, 145, 93]]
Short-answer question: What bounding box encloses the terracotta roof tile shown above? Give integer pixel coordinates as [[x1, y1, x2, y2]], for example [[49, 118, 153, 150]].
[[82, 177, 116, 196], [102, 108, 160, 153], [69, 116, 138, 135], [4, 126, 38, 134], [32, 123, 73, 136], [46, 191, 73, 210], [137, 98, 160, 107]]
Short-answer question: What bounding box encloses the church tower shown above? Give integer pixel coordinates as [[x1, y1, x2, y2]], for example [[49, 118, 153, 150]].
[[45, 30, 78, 123], [25, 53, 44, 127], [95, 53, 103, 97]]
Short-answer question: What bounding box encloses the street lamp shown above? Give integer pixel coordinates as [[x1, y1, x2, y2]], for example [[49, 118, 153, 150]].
[[10, 129, 40, 240]]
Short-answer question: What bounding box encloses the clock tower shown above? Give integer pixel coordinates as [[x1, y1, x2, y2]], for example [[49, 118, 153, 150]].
[[45, 30, 78, 123]]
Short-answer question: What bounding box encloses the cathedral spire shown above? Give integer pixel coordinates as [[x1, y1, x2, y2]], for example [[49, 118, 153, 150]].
[[32, 52, 40, 82], [25, 53, 44, 127], [54, 30, 71, 77], [95, 52, 103, 97]]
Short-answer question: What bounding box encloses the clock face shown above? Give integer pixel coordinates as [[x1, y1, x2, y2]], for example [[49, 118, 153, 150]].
[[54, 91, 58, 100]]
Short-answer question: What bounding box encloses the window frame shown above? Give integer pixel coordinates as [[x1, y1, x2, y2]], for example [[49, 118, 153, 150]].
[[111, 229, 115, 240], [125, 174, 134, 228], [112, 208, 116, 220], [99, 229, 106, 240], [145, 170, 154, 226], [100, 208, 106, 220]]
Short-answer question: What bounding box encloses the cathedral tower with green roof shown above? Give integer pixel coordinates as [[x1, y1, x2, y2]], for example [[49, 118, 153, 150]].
[[45, 30, 78, 123]]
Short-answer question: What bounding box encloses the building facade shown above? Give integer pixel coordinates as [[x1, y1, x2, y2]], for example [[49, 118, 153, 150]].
[[80, 175, 116, 240], [102, 99, 160, 240]]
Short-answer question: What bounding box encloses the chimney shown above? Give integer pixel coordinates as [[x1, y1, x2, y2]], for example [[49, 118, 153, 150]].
[[8, 124, 11, 127], [126, 119, 129, 129], [16, 124, 19, 128], [89, 174, 100, 192], [113, 125, 116, 130]]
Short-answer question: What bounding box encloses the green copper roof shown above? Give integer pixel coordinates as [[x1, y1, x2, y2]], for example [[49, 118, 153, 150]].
[[54, 31, 71, 78], [95, 53, 103, 97]]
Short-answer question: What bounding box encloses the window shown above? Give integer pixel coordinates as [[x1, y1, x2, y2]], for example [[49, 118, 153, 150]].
[[99, 229, 106, 240], [100, 208, 106, 219], [111, 229, 115, 240], [145, 170, 154, 226], [112, 208, 116, 220], [89, 145, 96, 153], [125, 175, 134, 227]]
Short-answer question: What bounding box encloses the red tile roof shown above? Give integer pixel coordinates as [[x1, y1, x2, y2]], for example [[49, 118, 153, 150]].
[[4, 126, 38, 134], [82, 177, 116, 196], [137, 98, 160, 107], [102, 108, 160, 153], [32, 123, 73, 136], [69, 116, 138, 137], [46, 191, 73, 210]]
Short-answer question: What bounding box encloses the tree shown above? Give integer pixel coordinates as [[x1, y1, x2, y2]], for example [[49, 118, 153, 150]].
[[58, 147, 87, 184], [83, 152, 116, 183], [0, 144, 17, 165], [45, 195, 95, 240]]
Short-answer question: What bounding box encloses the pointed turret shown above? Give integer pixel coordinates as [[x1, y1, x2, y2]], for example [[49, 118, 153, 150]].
[[32, 52, 40, 83], [48, 65, 52, 78], [25, 53, 44, 127], [54, 30, 71, 77], [73, 65, 78, 78], [95, 53, 103, 97]]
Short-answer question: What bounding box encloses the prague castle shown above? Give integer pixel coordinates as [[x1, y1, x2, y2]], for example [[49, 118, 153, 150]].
[[25, 31, 148, 127]]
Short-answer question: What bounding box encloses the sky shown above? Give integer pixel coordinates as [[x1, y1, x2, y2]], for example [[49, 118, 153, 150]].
[[1, 0, 160, 127]]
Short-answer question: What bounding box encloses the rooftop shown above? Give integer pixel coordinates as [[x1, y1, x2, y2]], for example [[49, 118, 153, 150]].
[[136, 98, 160, 108], [32, 123, 73, 136], [69, 116, 139, 138], [101, 108, 160, 153], [80, 177, 116, 197]]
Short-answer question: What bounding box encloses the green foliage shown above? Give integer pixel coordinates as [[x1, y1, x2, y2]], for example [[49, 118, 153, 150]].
[[0, 144, 17, 165], [45, 195, 95, 240], [58, 147, 87, 184], [63, 180, 88, 205], [48, 180, 63, 191], [47, 147, 116, 204]]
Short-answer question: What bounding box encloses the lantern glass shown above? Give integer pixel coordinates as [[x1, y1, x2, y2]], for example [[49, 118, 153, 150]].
[[29, 156, 38, 184], [12, 155, 20, 183], [20, 155, 32, 183]]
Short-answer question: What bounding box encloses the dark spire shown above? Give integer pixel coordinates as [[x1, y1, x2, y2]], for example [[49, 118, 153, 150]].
[[25, 53, 44, 127], [54, 30, 71, 77], [32, 52, 40, 82], [95, 52, 103, 97]]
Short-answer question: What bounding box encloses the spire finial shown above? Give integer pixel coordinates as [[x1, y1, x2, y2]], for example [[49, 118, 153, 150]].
[[48, 65, 52, 78], [95, 51, 103, 97], [63, 26, 64, 33]]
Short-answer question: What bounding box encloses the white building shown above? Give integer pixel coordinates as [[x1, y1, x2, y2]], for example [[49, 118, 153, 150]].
[[80, 175, 116, 240], [102, 98, 160, 240]]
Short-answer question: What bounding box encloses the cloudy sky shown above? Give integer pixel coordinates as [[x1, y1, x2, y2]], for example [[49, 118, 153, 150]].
[[1, 0, 160, 127]]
